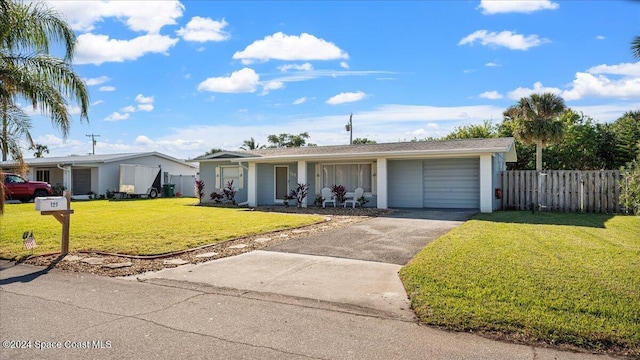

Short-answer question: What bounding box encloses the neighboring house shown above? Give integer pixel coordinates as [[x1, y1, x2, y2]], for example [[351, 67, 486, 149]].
[[0, 152, 198, 197], [192, 138, 517, 213]]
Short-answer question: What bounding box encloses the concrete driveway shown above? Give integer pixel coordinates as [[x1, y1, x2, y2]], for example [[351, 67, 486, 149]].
[[267, 209, 477, 264], [134, 209, 475, 320]]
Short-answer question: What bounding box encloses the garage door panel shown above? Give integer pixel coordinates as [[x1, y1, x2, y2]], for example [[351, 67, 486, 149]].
[[423, 158, 479, 209], [388, 160, 423, 208]]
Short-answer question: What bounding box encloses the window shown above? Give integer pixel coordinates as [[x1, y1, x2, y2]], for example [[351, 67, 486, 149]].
[[216, 166, 243, 190], [321, 163, 372, 192], [36, 170, 50, 183]]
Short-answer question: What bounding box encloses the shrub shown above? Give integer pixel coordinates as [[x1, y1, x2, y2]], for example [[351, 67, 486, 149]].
[[314, 194, 324, 207], [222, 180, 237, 205], [331, 184, 347, 204], [357, 196, 369, 207], [210, 191, 223, 203], [287, 183, 309, 208], [195, 180, 205, 204]]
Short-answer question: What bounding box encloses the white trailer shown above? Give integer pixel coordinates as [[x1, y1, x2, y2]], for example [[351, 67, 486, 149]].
[[119, 164, 161, 198]]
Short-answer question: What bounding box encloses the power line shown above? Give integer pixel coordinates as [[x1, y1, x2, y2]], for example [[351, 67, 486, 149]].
[[86, 134, 100, 155]]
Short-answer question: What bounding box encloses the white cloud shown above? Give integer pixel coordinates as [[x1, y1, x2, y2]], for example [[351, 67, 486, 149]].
[[326, 91, 366, 105], [45, 0, 184, 34], [561, 73, 640, 101], [233, 32, 348, 64], [99, 86, 116, 92], [75, 33, 179, 65], [479, 90, 503, 100], [479, 0, 559, 14], [197, 68, 260, 93], [84, 76, 110, 86], [121, 105, 136, 113], [137, 104, 154, 112], [596, 35, 605, 40], [176, 17, 230, 42], [104, 112, 130, 121], [293, 97, 307, 105], [340, 62, 350, 69], [508, 61, 640, 101], [459, 30, 548, 50], [91, 100, 104, 106], [587, 62, 640, 76], [485, 62, 501, 67], [135, 94, 154, 104], [261, 81, 285, 95], [134, 94, 154, 111], [507, 81, 563, 100], [278, 63, 313, 72]]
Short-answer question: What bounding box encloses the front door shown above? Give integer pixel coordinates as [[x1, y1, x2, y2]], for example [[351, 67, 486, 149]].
[[274, 166, 289, 202]]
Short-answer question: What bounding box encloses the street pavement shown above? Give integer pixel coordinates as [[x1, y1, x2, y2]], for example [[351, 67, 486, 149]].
[[0, 210, 619, 359]]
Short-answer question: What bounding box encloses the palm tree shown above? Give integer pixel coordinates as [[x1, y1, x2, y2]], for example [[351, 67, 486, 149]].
[[1, 0, 90, 214], [632, 35, 640, 59], [241, 137, 265, 150], [1, 0, 89, 161], [30, 143, 48, 158], [504, 93, 566, 170]]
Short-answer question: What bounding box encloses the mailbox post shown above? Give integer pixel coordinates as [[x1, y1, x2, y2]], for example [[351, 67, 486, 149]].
[[37, 191, 74, 255]]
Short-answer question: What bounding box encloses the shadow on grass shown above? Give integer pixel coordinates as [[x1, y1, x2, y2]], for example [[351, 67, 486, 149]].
[[0, 255, 64, 285], [474, 210, 615, 228]]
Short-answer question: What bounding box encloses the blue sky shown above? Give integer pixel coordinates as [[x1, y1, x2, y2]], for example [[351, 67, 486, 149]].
[[22, 0, 640, 159]]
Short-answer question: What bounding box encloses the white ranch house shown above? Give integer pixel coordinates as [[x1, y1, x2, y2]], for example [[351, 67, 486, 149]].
[[1, 152, 198, 197], [192, 138, 517, 213]]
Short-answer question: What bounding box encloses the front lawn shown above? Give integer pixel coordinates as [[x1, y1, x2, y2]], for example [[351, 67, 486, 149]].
[[399, 211, 640, 356], [0, 198, 323, 260]]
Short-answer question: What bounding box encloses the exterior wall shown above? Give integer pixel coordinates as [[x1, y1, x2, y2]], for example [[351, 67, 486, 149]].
[[388, 160, 423, 208], [199, 162, 216, 202], [492, 153, 506, 211], [199, 162, 247, 203], [256, 162, 296, 205]]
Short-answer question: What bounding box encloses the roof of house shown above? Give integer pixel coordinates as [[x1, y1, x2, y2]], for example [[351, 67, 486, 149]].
[[0, 152, 198, 168], [193, 137, 517, 162]]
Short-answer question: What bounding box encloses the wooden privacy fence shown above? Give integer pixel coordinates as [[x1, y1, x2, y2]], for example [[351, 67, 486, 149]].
[[500, 170, 621, 213]]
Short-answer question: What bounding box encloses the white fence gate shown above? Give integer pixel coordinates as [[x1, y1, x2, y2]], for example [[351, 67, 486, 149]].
[[169, 174, 196, 197]]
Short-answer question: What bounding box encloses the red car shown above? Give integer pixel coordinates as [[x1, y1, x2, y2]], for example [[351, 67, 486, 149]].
[[3, 173, 53, 202]]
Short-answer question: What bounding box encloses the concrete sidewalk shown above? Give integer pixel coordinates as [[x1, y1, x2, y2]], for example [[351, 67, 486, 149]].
[[132, 250, 415, 320], [1, 261, 614, 360]]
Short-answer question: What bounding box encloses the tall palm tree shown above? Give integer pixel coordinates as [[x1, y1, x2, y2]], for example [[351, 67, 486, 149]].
[[241, 137, 265, 150], [632, 35, 640, 59], [1, 0, 89, 161], [1, 0, 90, 214], [504, 93, 566, 170]]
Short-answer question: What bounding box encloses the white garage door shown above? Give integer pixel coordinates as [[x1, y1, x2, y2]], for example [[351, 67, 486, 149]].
[[423, 158, 479, 209]]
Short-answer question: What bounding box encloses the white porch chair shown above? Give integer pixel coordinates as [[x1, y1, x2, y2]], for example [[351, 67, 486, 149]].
[[321, 187, 336, 208], [344, 187, 365, 208]]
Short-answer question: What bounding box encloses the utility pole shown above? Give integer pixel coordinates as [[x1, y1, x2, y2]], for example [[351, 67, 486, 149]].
[[345, 113, 353, 145], [86, 134, 100, 155]]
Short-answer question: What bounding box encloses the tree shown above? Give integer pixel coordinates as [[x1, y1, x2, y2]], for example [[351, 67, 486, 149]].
[[1, 0, 89, 162], [444, 120, 496, 140], [610, 110, 640, 168], [203, 148, 224, 156], [29, 143, 48, 158], [503, 93, 566, 170], [632, 35, 640, 59], [240, 137, 265, 150], [1, 0, 90, 214], [352, 138, 377, 144], [267, 132, 310, 148]]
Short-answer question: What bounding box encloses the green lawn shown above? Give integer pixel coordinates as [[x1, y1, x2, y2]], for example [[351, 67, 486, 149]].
[[399, 211, 640, 356], [0, 198, 323, 260]]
